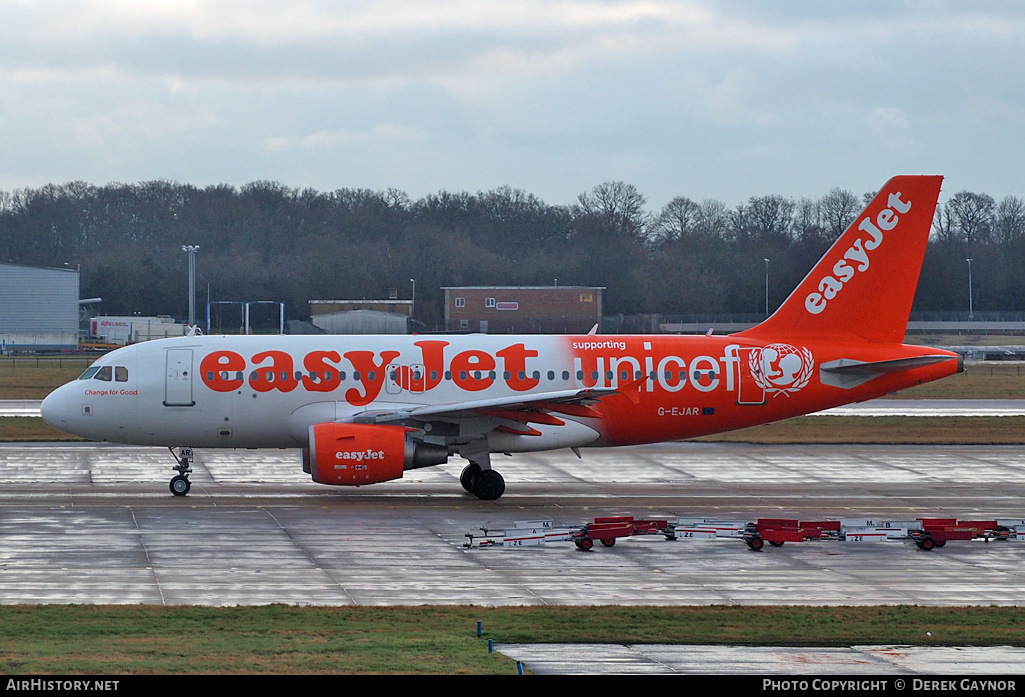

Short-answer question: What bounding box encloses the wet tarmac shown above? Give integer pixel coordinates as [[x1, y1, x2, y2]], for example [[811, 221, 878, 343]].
[[1, 441, 1024, 606], [2, 440, 1025, 674]]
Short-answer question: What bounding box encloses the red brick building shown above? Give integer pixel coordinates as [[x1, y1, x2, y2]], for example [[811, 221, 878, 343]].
[[442, 286, 603, 334]]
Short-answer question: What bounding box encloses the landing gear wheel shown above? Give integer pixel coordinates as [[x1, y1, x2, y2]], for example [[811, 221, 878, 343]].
[[460, 463, 482, 492], [168, 446, 194, 497], [747, 536, 764, 551], [169, 475, 191, 497], [471, 469, 505, 500]]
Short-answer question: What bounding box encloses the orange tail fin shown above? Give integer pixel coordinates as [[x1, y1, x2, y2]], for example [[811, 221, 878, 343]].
[[736, 175, 943, 344]]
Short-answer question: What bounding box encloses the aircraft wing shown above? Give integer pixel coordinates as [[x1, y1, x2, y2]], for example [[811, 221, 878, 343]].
[[350, 387, 616, 427]]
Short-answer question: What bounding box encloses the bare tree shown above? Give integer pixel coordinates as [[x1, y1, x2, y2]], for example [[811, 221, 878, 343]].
[[650, 196, 700, 245], [820, 187, 860, 237], [949, 191, 995, 245], [575, 181, 648, 240], [693, 199, 729, 240], [993, 195, 1025, 246], [792, 197, 826, 244], [745, 194, 795, 244]]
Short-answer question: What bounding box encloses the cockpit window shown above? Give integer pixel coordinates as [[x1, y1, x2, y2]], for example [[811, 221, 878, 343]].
[[78, 367, 100, 380], [115, 366, 128, 382], [94, 366, 112, 381]]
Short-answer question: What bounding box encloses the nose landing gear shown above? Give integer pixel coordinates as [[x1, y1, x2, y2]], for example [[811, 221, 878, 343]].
[[169, 446, 194, 496]]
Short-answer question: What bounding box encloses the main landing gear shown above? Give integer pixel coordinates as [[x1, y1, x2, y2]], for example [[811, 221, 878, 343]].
[[460, 462, 506, 501], [169, 446, 193, 496]]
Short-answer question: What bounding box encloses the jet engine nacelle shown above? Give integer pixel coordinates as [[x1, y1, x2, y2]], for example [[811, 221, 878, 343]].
[[305, 422, 448, 486]]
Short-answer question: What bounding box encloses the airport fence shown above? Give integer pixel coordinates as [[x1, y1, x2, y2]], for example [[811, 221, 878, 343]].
[[0, 356, 93, 370]]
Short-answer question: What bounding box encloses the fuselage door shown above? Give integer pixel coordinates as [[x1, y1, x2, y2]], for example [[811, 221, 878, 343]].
[[385, 364, 402, 395], [408, 364, 425, 393], [736, 347, 766, 406], [164, 348, 196, 407]]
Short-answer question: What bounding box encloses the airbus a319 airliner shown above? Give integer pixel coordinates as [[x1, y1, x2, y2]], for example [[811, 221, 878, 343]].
[[41, 176, 961, 500]]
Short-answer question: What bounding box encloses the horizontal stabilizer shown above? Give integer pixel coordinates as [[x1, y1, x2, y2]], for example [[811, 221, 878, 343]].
[[820, 354, 960, 389]]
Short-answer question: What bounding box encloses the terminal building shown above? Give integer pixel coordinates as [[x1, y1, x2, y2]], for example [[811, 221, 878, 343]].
[[0, 262, 79, 352], [442, 286, 604, 334]]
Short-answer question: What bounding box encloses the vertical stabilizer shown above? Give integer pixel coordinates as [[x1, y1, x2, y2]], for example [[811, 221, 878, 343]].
[[736, 175, 942, 344]]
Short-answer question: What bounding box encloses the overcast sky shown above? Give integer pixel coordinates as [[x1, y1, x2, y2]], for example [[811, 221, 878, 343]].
[[0, 1, 1021, 210]]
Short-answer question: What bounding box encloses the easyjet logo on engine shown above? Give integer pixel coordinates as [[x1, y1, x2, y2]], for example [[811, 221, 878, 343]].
[[335, 449, 385, 462], [804, 191, 912, 315]]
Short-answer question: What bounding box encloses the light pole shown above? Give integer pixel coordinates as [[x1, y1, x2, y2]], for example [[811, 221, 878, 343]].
[[409, 278, 415, 321], [966, 258, 974, 321], [182, 245, 200, 327], [763, 258, 770, 317]]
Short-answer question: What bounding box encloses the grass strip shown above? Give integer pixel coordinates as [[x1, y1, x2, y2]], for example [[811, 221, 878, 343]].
[[0, 417, 85, 442], [0, 605, 1023, 674], [0, 364, 89, 400], [696, 415, 1025, 444]]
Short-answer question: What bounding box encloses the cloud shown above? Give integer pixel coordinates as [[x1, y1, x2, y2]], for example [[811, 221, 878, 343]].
[[0, 1, 1024, 204], [261, 124, 426, 153], [868, 107, 910, 132]]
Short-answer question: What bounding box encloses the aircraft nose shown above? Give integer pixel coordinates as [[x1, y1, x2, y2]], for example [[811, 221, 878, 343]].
[[40, 386, 71, 429]]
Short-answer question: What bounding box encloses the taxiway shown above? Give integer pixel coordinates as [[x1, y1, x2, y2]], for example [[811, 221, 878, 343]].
[[0, 441, 1024, 606]]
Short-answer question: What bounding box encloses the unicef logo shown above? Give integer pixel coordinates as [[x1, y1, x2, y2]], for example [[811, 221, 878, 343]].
[[749, 343, 814, 397]]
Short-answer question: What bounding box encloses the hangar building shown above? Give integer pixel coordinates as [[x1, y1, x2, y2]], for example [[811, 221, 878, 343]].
[[0, 262, 80, 352], [309, 299, 413, 335]]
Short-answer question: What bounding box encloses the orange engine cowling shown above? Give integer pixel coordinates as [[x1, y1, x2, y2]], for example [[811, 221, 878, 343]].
[[305, 423, 448, 486]]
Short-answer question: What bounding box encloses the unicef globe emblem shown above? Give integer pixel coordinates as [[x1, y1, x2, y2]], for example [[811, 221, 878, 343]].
[[749, 343, 814, 397]]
